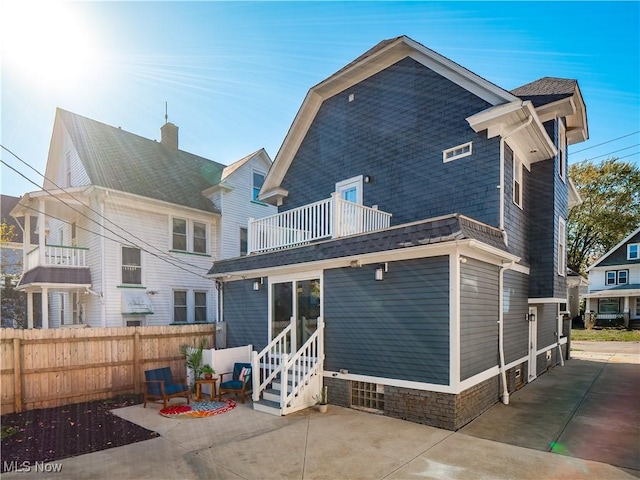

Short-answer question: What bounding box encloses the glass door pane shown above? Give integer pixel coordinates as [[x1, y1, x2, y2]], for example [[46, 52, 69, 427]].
[[296, 279, 320, 350], [272, 282, 293, 345]]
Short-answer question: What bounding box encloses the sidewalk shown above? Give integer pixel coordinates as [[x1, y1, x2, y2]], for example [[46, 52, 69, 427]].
[[2, 342, 638, 480]]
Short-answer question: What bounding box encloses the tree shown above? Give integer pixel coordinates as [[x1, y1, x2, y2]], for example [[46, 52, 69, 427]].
[[568, 158, 640, 274], [1, 220, 26, 328]]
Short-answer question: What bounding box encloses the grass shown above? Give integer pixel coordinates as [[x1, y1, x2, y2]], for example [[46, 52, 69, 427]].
[[571, 328, 640, 342], [1, 425, 18, 439]]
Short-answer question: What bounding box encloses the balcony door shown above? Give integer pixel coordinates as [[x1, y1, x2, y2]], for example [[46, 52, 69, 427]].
[[270, 274, 321, 351], [336, 175, 363, 236]]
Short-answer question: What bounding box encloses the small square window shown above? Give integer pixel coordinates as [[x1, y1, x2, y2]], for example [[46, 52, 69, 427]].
[[443, 142, 472, 162]]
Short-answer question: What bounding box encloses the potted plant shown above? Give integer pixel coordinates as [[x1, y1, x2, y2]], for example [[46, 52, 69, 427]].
[[179, 337, 207, 389], [314, 385, 328, 413], [201, 364, 216, 380]]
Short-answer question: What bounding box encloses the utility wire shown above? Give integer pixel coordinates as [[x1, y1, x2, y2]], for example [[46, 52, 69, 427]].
[[0, 144, 211, 273], [570, 130, 640, 154], [1, 158, 212, 281], [584, 143, 640, 162]]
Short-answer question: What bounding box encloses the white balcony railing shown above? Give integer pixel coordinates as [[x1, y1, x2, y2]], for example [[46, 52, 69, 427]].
[[248, 193, 392, 254], [25, 245, 89, 270]]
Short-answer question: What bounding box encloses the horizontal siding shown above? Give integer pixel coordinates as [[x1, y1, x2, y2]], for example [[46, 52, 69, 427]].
[[503, 270, 529, 364], [223, 279, 269, 351], [460, 259, 499, 380], [324, 257, 450, 385], [534, 302, 559, 350]]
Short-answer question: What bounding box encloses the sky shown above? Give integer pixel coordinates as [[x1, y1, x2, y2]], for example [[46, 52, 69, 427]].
[[1, 1, 639, 198]]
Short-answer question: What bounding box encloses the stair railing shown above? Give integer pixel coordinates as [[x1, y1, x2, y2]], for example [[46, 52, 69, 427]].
[[252, 318, 294, 402], [281, 317, 324, 415]]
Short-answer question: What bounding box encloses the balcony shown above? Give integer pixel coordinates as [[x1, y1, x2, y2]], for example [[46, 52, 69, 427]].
[[248, 193, 392, 254], [25, 245, 89, 270]]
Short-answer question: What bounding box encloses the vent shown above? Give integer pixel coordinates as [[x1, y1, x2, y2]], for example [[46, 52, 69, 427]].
[[126, 319, 142, 327], [351, 381, 384, 413]]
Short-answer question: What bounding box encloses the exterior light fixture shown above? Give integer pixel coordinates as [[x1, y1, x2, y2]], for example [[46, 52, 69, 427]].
[[364, 175, 372, 184], [375, 263, 388, 281], [527, 313, 536, 322], [253, 278, 264, 291]]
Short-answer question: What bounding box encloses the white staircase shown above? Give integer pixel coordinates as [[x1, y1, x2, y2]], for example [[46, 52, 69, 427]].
[[252, 318, 324, 416]]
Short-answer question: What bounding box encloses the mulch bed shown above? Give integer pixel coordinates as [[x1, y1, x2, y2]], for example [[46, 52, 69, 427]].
[[1, 394, 158, 472]]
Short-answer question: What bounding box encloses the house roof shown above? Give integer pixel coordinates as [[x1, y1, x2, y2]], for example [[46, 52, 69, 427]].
[[1, 194, 38, 244], [208, 214, 514, 278], [587, 225, 640, 271], [57, 109, 226, 214], [16, 266, 91, 289], [582, 283, 640, 299], [511, 77, 577, 107]]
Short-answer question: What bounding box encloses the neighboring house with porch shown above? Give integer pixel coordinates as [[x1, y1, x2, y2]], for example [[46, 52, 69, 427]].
[[584, 226, 640, 328], [207, 36, 588, 430], [10, 108, 275, 329]]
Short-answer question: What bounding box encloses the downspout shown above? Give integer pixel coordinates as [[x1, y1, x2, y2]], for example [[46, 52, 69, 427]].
[[499, 114, 533, 244], [498, 260, 515, 405]]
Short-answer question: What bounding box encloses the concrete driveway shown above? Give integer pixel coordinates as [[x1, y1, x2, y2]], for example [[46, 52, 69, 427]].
[[2, 341, 638, 480]]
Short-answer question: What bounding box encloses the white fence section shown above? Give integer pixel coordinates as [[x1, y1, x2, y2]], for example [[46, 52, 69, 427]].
[[248, 193, 391, 253], [25, 245, 88, 270], [201, 344, 252, 398]]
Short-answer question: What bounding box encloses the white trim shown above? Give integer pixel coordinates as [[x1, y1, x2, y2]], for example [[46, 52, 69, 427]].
[[449, 253, 461, 391], [536, 338, 566, 357], [528, 306, 538, 381], [512, 153, 523, 209], [583, 289, 640, 299], [323, 371, 454, 394], [443, 142, 472, 163], [558, 118, 566, 183], [628, 243, 640, 261], [528, 297, 567, 304], [558, 217, 566, 276], [509, 262, 530, 275], [335, 175, 363, 204], [587, 226, 640, 271]]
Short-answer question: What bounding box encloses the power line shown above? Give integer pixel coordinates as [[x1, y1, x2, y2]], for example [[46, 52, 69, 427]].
[[570, 131, 640, 154], [0, 144, 211, 273], [585, 143, 640, 162], [0, 158, 212, 281]]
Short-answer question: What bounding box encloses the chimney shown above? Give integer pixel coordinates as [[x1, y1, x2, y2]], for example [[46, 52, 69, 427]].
[[160, 122, 178, 150]]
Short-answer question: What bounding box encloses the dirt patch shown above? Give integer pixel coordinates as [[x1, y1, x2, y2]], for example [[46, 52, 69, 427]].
[[1, 394, 158, 471]]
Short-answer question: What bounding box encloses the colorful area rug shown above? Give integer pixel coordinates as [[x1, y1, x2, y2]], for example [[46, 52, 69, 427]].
[[159, 400, 236, 418]]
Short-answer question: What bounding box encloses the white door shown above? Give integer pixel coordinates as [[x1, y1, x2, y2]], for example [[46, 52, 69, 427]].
[[528, 306, 538, 381], [335, 176, 363, 236]]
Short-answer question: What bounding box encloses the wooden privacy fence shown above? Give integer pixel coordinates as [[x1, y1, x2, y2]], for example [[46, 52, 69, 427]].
[[0, 324, 215, 415]]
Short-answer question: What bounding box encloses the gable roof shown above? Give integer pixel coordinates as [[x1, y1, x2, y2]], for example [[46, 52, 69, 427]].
[[56, 109, 226, 213], [511, 77, 588, 145], [221, 148, 270, 181], [587, 225, 640, 271], [208, 213, 515, 278], [259, 35, 521, 205]]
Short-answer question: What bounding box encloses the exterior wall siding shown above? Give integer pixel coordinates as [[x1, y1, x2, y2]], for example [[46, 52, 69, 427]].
[[595, 232, 640, 267], [323, 256, 450, 385], [279, 57, 500, 228], [460, 258, 500, 380], [503, 144, 530, 265], [223, 278, 269, 350], [503, 270, 530, 364], [535, 302, 559, 350]]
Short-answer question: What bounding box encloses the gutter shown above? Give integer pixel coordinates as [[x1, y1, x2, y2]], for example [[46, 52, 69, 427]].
[[498, 260, 515, 405]]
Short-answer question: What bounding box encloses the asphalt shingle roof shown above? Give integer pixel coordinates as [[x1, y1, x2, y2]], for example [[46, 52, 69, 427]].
[[17, 266, 91, 287], [511, 77, 577, 107], [58, 109, 225, 213], [208, 214, 509, 275], [1, 194, 38, 244]]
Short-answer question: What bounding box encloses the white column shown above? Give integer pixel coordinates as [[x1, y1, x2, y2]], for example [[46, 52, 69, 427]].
[[38, 199, 46, 266], [23, 215, 31, 269], [42, 287, 49, 329], [27, 291, 34, 329]]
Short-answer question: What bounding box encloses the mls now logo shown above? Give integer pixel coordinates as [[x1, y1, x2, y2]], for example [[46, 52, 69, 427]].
[[3, 461, 63, 473]]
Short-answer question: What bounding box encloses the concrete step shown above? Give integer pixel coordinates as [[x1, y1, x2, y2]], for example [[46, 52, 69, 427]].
[[253, 399, 282, 416]]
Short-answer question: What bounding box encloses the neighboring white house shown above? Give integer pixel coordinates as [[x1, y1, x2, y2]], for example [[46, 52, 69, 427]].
[[10, 108, 276, 328], [584, 225, 640, 328]]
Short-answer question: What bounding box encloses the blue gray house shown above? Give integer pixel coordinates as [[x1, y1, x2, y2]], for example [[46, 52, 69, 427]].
[[207, 36, 588, 430]]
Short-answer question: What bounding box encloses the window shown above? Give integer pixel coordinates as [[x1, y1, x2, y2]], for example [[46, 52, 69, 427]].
[[636, 298, 640, 317], [195, 291, 207, 322], [253, 171, 265, 202], [606, 270, 629, 285], [240, 227, 248, 256], [122, 246, 142, 285], [172, 218, 187, 250], [173, 290, 187, 323], [558, 217, 566, 276], [618, 270, 628, 284], [172, 217, 208, 254], [629, 243, 639, 260], [513, 154, 522, 208], [598, 298, 620, 314], [443, 142, 472, 162], [558, 119, 566, 182], [193, 222, 207, 254]]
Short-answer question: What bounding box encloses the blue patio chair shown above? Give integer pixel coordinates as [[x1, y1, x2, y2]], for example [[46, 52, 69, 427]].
[[143, 367, 190, 409], [218, 362, 252, 403]]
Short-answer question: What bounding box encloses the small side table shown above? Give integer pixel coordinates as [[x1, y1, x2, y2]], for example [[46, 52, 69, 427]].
[[195, 378, 218, 401]]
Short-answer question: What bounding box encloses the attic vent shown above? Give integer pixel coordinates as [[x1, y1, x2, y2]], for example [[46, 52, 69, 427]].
[[443, 142, 472, 162]]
